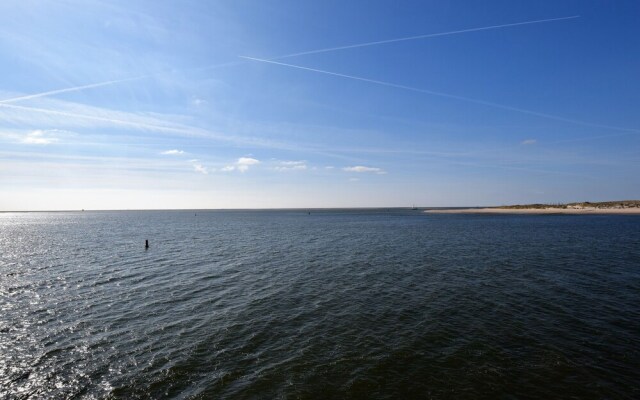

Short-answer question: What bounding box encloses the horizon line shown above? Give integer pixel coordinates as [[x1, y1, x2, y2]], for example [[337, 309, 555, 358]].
[[3, 200, 638, 213]]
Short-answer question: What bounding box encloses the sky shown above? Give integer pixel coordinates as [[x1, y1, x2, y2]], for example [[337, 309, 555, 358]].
[[0, 0, 639, 210]]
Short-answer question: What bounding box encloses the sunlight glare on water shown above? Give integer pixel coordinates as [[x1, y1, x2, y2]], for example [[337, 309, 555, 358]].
[[1, 210, 639, 399]]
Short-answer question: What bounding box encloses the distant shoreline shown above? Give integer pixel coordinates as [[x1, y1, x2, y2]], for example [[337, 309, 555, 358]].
[[2, 201, 640, 214], [426, 207, 640, 215], [427, 200, 640, 214]]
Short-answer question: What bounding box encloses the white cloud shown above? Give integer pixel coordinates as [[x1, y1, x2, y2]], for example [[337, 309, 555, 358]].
[[325, 166, 335, 170], [236, 157, 260, 172], [22, 129, 59, 145], [221, 157, 260, 172], [275, 165, 307, 171], [274, 160, 307, 171], [522, 139, 537, 145], [343, 165, 385, 174], [237, 157, 260, 166], [349, 177, 360, 182], [279, 160, 305, 166], [161, 149, 185, 155]]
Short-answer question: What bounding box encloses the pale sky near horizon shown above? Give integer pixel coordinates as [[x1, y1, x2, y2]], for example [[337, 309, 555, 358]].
[[1, 0, 639, 210]]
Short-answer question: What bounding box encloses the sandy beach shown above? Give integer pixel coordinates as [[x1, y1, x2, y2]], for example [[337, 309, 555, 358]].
[[426, 207, 640, 215]]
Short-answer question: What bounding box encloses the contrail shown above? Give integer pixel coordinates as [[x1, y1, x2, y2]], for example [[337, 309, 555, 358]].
[[0, 16, 579, 104], [272, 15, 580, 59], [0, 77, 145, 104], [0, 61, 241, 104], [548, 131, 637, 144], [0, 102, 218, 138], [240, 56, 640, 134], [449, 160, 595, 179]]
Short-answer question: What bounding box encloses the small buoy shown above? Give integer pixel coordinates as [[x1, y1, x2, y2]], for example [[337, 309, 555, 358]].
[[145, 239, 149, 249]]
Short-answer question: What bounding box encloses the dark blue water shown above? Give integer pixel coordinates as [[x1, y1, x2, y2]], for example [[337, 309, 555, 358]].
[[1, 210, 639, 399]]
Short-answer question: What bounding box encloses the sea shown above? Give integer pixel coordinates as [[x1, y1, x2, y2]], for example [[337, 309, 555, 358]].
[[1, 209, 638, 399]]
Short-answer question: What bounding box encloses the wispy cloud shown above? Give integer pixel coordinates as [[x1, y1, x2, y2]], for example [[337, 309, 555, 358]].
[[0, 128, 72, 145], [343, 165, 385, 174], [192, 163, 208, 174], [273, 160, 307, 171], [191, 97, 207, 107], [521, 139, 537, 145], [22, 129, 59, 145], [0, 99, 332, 153], [0, 102, 217, 138], [187, 159, 208, 174], [161, 149, 185, 155]]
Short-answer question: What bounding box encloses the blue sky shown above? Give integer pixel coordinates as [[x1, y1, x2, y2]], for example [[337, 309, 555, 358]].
[[1, 0, 638, 210]]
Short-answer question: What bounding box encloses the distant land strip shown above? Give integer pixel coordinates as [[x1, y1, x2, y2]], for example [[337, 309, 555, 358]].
[[426, 200, 640, 214]]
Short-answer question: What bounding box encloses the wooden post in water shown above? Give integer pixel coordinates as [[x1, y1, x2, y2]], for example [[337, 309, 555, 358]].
[[145, 239, 149, 249]]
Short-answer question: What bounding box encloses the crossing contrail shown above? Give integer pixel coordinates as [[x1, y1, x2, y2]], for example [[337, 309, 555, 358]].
[[0, 16, 579, 104], [240, 56, 640, 134], [272, 15, 580, 59]]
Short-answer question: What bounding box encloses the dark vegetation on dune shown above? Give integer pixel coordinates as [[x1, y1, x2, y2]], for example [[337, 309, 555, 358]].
[[495, 200, 640, 209]]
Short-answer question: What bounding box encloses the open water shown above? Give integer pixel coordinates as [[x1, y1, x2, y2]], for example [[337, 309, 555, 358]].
[[1, 209, 639, 399]]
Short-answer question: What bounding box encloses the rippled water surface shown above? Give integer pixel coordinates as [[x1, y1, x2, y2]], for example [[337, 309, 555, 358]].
[[1, 210, 639, 399]]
